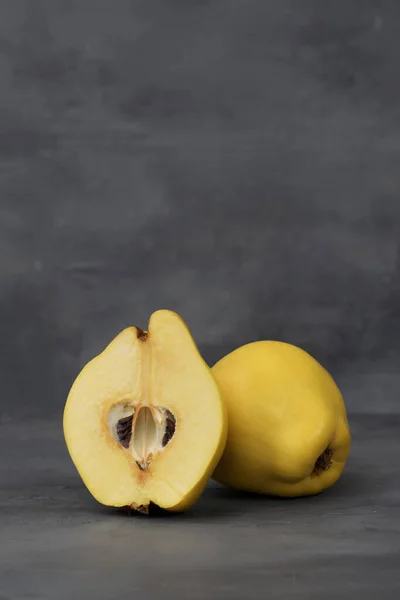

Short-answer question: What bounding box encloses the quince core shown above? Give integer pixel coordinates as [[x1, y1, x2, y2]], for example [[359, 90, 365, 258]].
[[63, 310, 227, 513]]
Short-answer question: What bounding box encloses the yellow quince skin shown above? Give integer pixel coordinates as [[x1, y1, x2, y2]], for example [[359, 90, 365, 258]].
[[212, 341, 351, 497]]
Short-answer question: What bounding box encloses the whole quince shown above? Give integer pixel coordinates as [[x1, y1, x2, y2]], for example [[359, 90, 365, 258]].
[[212, 341, 351, 497]]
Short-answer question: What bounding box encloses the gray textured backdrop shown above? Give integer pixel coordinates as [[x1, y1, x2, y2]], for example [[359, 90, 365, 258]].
[[0, 0, 399, 418]]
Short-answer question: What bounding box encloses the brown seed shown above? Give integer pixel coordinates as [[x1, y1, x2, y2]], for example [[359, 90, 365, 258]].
[[162, 413, 176, 447], [116, 414, 134, 448]]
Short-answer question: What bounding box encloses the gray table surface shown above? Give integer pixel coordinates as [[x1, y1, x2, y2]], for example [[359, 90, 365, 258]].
[[0, 414, 399, 600]]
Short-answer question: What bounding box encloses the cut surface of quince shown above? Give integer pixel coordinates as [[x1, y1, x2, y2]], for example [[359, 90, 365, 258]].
[[63, 310, 227, 513]]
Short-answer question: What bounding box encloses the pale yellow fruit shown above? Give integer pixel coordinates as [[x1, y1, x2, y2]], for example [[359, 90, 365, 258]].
[[63, 309, 227, 513], [212, 341, 351, 497]]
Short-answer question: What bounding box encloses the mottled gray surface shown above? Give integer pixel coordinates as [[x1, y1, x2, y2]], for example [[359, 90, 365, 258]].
[[1, 415, 399, 599], [0, 0, 399, 418], [1, 2, 400, 595]]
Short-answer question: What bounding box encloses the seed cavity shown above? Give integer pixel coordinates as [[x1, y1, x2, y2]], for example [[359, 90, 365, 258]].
[[109, 402, 177, 470], [313, 447, 334, 476]]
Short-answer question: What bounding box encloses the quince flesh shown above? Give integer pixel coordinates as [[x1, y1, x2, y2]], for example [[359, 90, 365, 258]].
[[63, 310, 227, 513], [212, 341, 351, 497]]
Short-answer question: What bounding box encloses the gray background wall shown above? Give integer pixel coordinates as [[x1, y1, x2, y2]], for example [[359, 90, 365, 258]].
[[0, 0, 399, 419]]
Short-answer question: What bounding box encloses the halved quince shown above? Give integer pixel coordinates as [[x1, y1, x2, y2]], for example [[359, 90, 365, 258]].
[[212, 341, 351, 497], [63, 310, 227, 513]]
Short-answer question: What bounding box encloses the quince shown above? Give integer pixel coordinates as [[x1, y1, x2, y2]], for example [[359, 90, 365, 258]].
[[212, 341, 351, 497], [63, 310, 227, 513]]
